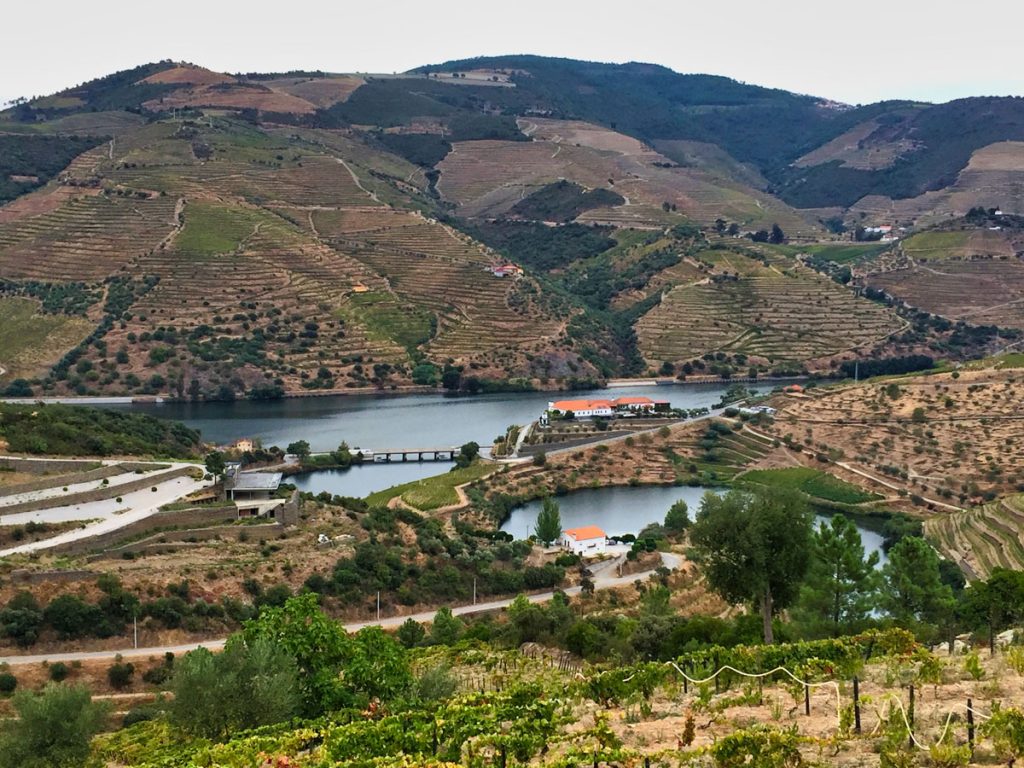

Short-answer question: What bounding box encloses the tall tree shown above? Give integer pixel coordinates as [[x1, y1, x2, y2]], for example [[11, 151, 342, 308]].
[[690, 488, 812, 643], [535, 497, 562, 546], [881, 536, 955, 632], [793, 515, 879, 637], [769, 223, 786, 244], [664, 499, 691, 534], [204, 450, 226, 480]]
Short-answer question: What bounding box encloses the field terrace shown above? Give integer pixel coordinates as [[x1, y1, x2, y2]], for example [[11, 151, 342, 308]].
[[761, 367, 1024, 512], [850, 141, 1024, 227], [867, 256, 1024, 330], [314, 208, 564, 360], [0, 193, 179, 282], [636, 251, 902, 366], [927, 494, 1024, 579]]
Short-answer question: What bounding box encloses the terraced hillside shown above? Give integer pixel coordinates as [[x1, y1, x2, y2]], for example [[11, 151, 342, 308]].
[[0, 108, 584, 397], [763, 366, 1024, 508], [927, 495, 1024, 579], [438, 118, 816, 234], [635, 249, 903, 367], [850, 141, 1024, 227]]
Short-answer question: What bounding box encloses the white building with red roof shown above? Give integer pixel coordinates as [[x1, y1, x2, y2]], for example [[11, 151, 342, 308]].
[[547, 396, 669, 418], [560, 525, 608, 556]]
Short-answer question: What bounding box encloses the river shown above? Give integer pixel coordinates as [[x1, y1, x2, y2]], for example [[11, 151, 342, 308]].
[[501, 486, 887, 562], [117, 381, 742, 496]]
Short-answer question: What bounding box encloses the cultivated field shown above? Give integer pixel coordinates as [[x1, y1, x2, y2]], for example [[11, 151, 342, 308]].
[[635, 251, 902, 366], [867, 257, 1024, 329], [0, 297, 93, 380]]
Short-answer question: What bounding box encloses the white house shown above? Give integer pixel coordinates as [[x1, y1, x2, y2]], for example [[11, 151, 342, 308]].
[[548, 399, 614, 418], [560, 526, 608, 556]]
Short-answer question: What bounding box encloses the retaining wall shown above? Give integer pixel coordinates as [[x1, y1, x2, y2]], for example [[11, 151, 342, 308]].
[[0, 466, 195, 517], [51, 504, 238, 556]]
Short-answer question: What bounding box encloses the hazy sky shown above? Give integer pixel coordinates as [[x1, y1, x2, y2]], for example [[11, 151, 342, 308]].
[[4, 0, 1022, 106]]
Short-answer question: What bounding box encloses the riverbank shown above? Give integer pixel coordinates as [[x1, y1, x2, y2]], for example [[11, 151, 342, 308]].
[[0, 375, 812, 407]]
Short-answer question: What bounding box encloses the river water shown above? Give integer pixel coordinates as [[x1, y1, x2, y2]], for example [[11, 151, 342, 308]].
[[501, 486, 887, 561], [117, 382, 740, 496], [115, 381, 881, 556], [119, 382, 736, 453]]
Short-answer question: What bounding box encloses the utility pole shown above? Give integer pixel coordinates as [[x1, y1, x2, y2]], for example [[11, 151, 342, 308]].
[[133, 612, 138, 650], [855, 361, 859, 383], [473, 578, 477, 606], [376, 591, 381, 622]]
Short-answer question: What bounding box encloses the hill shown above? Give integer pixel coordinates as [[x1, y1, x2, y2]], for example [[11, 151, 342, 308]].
[[3, 57, 1024, 395]]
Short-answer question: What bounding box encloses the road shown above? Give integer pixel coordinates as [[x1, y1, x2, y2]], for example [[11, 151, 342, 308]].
[[0, 552, 682, 666]]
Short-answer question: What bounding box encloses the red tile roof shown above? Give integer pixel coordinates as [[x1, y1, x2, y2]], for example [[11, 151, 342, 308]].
[[564, 526, 607, 541], [551, 399, 613, 411]]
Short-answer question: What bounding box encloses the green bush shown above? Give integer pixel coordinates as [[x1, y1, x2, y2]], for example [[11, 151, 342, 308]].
[[0, 672, 17, 695]]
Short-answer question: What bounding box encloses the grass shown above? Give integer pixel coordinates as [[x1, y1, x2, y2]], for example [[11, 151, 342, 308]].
[[738, 467, 882, 505], [901, 230, 971, 256], [0, 297, 92, 380], [366, 462, 496, 510], [175, 201, 268, 257], [800, 242, 891, 264], [341, 292, 435, 355]]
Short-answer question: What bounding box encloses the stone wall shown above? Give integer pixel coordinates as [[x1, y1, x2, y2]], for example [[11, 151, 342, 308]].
[[50, 504, 238, 556], [90, 522, 282, 560], [0, 466, 195, 516]]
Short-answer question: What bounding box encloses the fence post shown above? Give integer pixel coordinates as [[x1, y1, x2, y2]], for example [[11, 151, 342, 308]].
[[804, 678, 810, 716], [908, 684, 915, 749], [714, 653, 720, 694], [967, 698, 975, 755], [853, 677, 861, 734]]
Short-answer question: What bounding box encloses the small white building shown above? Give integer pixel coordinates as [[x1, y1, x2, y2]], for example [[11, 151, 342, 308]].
[[560, 526, 608, 556]]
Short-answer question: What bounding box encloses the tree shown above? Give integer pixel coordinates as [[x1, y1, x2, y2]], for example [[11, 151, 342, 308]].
[[535, 497, 562, 546], [793, 515, 879, 637], [690, 488, 813, 643], [44, 595, 102, 640], [345, 626, 412, 702], [664, 499, 690, 534], [397, 617, 426, 648], [750, 230, 770, 243], [0, 683, 109, 768], [769, 223, 786, 244], [727, 223, 741, 236], [881, 536, 955, 632], [0, 592, 43, 648], [286, 440, 311, 458], [168, 638, 300, 739], [454, 441, 480, 468], [204, 450, 226, 480], [957, 568, 1024, 651], [241, 593, 351, 715], [714, 218, 727, 234], [429, 607, 464, 645]]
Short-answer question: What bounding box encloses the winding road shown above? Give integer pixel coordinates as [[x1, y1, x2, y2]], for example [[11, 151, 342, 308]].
[[0, 553, 682, 666]]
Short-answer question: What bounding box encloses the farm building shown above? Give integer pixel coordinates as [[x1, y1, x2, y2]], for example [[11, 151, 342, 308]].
[[226, 468, 285, 518], [560, 526, 608, 556], [489, 263, 524, 278], [549, 399, 614, 418], [548, 396, 669, 418]]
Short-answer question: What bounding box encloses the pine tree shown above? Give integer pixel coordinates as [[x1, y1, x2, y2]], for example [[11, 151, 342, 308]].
[[535, 497, 562, 545]]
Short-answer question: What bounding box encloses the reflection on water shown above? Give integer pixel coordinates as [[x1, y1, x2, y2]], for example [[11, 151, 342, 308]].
[[111, 382, 738, 453], [500, 485, 886, 561], [290, 462, 452, 499]]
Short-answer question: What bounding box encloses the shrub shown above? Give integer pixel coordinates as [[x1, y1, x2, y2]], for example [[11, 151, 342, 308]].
[[107, 661, 135, 690], [48, 662, 69, 682], [0, 672, 17, 695]]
